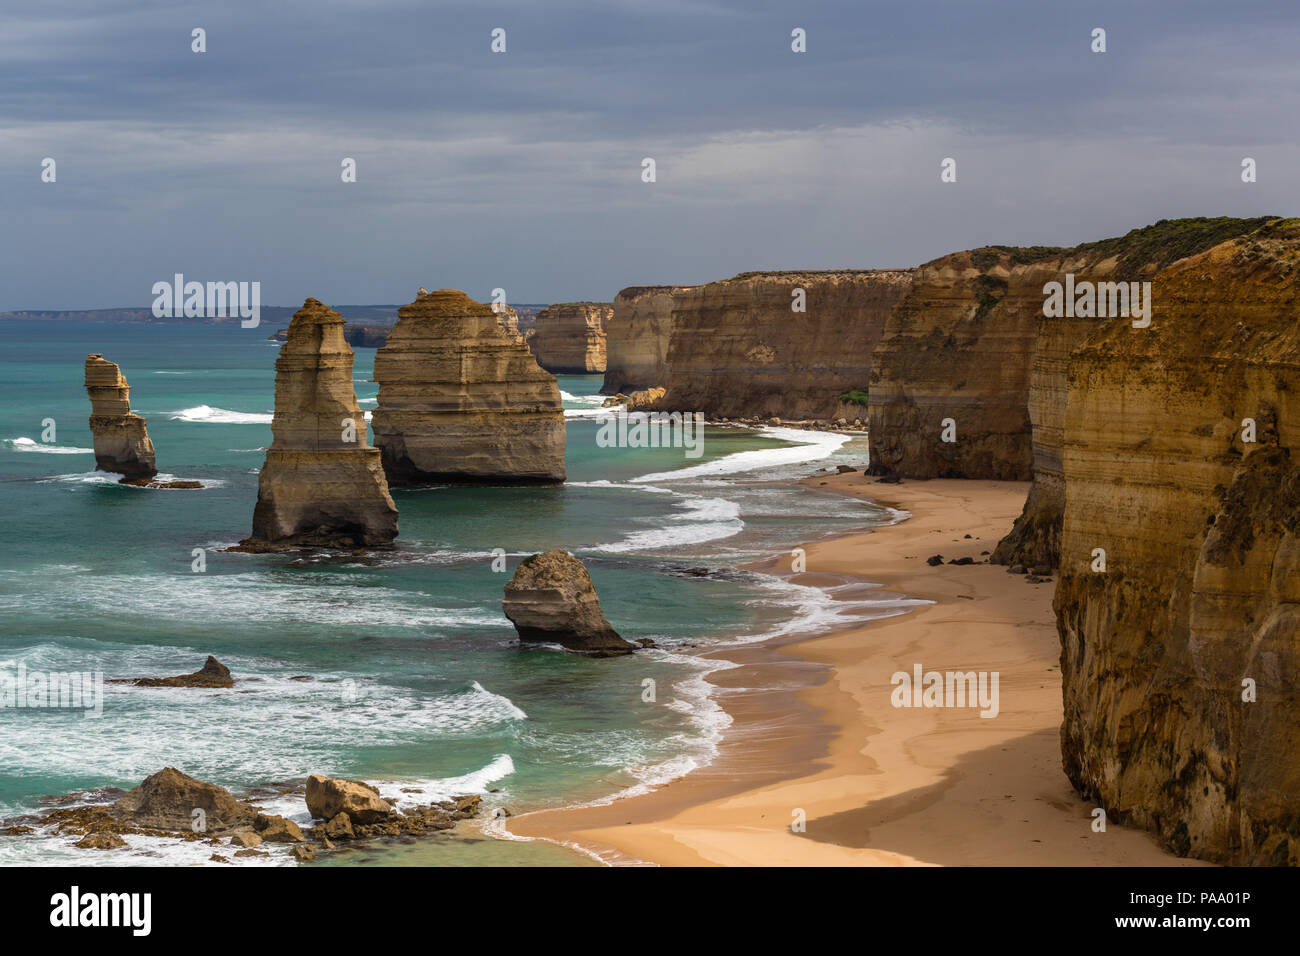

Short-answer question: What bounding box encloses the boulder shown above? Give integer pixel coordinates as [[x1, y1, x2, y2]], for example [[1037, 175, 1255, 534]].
[[253, 813, 305, 843], [305, 774, 394, 824], [75, 831, 127, 850], [110, 767, 256, 834], [502, 549, 636, 655]]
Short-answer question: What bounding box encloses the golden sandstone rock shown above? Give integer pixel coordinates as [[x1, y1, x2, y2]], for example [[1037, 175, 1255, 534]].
[[84, 354, 157, 480], [993, 218, 1274, 568], [502, 549, 636, 655], [240, 298, 397, 550], [531, 302, 611, 373], [601, 286, 694, 394], [372, 289, 565, 484], [657, 271, 911, 421], [1054, 219, 1300, 864]]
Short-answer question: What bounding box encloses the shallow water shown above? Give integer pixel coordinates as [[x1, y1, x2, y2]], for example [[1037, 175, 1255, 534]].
[[0, 319, 891, 865]]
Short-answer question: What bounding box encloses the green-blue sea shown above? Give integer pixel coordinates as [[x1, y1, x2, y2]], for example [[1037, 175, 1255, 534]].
[[0, 319, 893, 866]]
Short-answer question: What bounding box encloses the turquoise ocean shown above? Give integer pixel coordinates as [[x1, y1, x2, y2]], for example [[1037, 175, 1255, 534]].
[[0, 319, 898, 866]]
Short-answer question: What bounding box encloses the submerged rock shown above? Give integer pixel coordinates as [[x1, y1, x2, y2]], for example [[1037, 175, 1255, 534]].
[[502, 549, 636, 655], [238, 298, 398, 551], [372, 288, 565, 484], [84, 354, 158, 481], [123, 655, 234, 689]]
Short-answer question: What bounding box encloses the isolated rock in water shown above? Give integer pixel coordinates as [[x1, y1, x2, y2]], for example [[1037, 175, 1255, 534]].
[[305, 774, 394, 824], [240, 298, 398, 550], [502, 549, 636, 655], [75, 831, 127, 850], [372, 289, 565, 484], [110, 768, 257, 834], [531, 302, 611, 373], [659, 271, 912, 420], [84, 354, 157, 480], [129, 655, 234, 688], [601, 287, 692, 394]]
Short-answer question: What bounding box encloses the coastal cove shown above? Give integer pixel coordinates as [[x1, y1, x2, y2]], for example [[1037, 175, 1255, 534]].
[[511, 476, 1207, 867], [0, 319, 898, 867]]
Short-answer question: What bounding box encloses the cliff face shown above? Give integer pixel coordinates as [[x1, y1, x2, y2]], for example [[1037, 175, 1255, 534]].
[[1055, 219, 1300, 864], [371, 289, 565, 484], [601, 286, 691, 394], [84, 354, 157, 480], [994, 218, 1277, 568], [658, 271, 912, 420], [531, 302, 611, 373], [868, 249, 1069, 479], [242, 298, 398, 550]]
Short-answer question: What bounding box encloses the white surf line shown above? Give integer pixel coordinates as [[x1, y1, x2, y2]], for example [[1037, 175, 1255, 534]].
[[630, 426, 849, 483]]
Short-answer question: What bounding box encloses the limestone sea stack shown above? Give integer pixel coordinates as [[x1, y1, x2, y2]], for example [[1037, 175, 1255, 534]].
[[84, 354, 157, 480], [503, 549, 636, 655], [656, 271, 912, 421], [371, 289, 565, 484], [239, 298, 398, 550], [1055, 218, 1300, 864], [530, 302, 611, 373], [601, 286, 693, 394]]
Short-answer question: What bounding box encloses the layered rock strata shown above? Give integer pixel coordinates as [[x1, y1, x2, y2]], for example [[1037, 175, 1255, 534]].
[[657, 271, 912, 420], [84, 354, 158, 480], [601, 286, 692, 394], [240, 298, 398, 550], [994, 217, 1276, 568], [372, 289, 565, 484], [867, 250, 1065, 479], [503, 549, 636, 655], [1055, 218, 1300, 864], [531, 302, 611, 373]]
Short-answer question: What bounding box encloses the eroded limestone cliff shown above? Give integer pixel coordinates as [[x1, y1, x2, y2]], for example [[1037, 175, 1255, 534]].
[[531, 302, 611, 373], [657, 270, 912, 420], [84, 354, 158, 480], [601, 286, 692, 394], [867, 249, 1065, 479], [1055, 219, 1300, 864], [994, 218, 1276, 568], [241, 298, 397, 550], [371, 289, 565, 484]]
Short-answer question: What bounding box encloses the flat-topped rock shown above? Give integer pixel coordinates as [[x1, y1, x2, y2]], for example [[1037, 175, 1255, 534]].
[[531, 302, 611, 373], [372, 288, 565, 484], [84, 354, 158, 480]]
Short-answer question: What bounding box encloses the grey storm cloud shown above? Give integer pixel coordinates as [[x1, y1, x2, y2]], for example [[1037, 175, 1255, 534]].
[[2, 0, 1298, 309]]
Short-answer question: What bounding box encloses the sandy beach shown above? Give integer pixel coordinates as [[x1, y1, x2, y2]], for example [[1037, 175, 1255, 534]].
[[510, 474, 1205, 867]]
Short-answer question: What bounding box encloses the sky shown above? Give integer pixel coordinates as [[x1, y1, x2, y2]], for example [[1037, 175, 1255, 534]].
[[2, 0, 1297, 309]]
